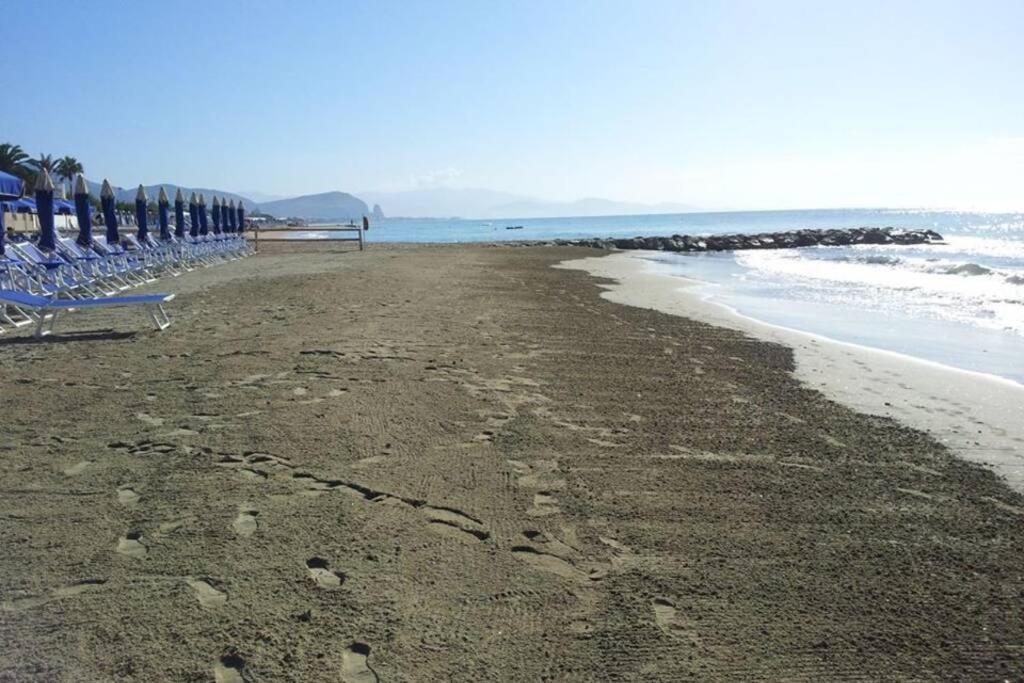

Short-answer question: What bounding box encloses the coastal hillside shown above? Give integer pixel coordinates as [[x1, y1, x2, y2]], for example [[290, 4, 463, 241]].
[[358, 188, 528, 219], [357, 187, 696, 219], [83, 180, 258, 211], [259, 191, 369, 221]]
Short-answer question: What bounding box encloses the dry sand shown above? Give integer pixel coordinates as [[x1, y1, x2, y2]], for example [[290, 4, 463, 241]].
[[1, 243, 1023, 681]]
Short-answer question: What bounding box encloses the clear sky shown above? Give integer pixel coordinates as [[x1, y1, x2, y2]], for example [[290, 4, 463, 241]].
[[7, 0, 1024, 210]]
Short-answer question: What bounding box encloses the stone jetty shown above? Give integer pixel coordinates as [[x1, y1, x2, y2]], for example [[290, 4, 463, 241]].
[[512, 226, 945, 252]]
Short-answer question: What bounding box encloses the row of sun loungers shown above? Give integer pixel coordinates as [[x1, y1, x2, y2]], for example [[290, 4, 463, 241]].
[[0, 231, 251, 337]]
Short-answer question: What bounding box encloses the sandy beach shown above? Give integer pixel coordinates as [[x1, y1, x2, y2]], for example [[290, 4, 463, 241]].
[[560, 251, 1024, 493], [2, 243, 1024, 681]]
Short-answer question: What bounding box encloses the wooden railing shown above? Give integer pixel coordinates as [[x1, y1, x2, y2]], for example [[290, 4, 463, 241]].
[[250, 223, 365, 251]]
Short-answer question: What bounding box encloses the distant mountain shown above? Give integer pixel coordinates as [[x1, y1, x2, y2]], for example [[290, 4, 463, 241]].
[[236, 190, 289, 204], [358, 188, 529, 219], [488, 197, 698, 219], [259, 191, 369, 221], [82, 180, 258, 211], [357, 187, 696, 219]]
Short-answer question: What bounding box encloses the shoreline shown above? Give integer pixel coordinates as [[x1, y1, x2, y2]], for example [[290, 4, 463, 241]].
[[558, 250, 1024, 492]]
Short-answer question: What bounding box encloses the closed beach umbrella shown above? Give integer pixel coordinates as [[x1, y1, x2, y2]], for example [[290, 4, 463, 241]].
[[220, 199, 230, 234], [135, 185, 149, 242], [227, 199, 237, 233], [35, 169, 56, 251], [157, 187, 171, 240], [223, 199, 233, 234], [174, 188, 186, 238], [101, 179, 119, 244], [236, 201, 245, 234], [73, 174, 93, 247], [211, 196, 221, 234], [188, 192, 199, 238], [198, 193, 209, 236]]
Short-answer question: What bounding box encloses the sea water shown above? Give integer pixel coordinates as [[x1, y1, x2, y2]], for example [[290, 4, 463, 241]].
[[331, 208, 1024, 384]]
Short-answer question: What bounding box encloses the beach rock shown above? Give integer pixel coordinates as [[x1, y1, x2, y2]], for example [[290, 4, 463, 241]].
[[543, 226, 943, 253]]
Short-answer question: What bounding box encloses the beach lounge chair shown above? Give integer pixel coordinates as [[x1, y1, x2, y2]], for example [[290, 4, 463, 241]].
[[55, 237, 128, 295], [92, 236, 153, 285], [0, 257, 37, 330], [0, 289, 175, 338]]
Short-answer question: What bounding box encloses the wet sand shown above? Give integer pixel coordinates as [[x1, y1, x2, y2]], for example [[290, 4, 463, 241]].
[[1, 243, 1023, 681]]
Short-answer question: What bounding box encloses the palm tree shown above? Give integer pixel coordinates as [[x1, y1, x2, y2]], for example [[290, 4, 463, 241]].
[[0, 143, 30, 176], [55, 156, 84, 186], [55, 156, 84, 196], [29, 153, 56, 174]]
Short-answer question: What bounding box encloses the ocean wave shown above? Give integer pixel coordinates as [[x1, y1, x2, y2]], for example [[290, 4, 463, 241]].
[[731, 247, 1024, 336], [937, 263, 992, 276]]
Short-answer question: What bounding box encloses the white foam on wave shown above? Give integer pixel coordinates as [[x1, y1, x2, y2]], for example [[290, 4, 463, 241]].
[[734, 238, 1024, 335]]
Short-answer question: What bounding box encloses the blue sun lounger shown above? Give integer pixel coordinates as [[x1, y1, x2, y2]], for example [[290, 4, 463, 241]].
[[0, 289, 175, 338]]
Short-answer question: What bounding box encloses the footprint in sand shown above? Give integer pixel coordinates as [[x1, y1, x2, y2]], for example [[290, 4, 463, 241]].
[[186, 578, 228, 608], [652, 598, 679, 632], [63, 460, 92, 476], [511, 546, 585, 581], [652, 597, 699, 640], [238, 467, 269, 482], [156, 516, 195, 536], [526, 492, 561, 517], [292, 387, 309, 396], [341, 643, 379, 683], [116, 532, 148, 558], [232, 507, 259, 537], [214, 654, 247, 683], [53, 578, 108, 599], [422, 507, 490, 542], [135, 412, 165, 427], [508, 459, 565, 490], [306, 557, 345, 588], [117, 486, 140, 506]]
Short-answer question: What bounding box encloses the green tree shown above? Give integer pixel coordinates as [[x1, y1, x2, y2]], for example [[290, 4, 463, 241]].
[[0, 143, 31, 180], [29, 153, 56, 174], [55, 156, 84, 190]]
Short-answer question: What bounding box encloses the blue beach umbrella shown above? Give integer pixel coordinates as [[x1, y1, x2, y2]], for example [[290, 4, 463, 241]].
[[227, 200, 238, 233], [188, 192, 199, 238], [223, 198, 233, 234], [221, 199, 229, 233], [35, 169, 56, 251], [220, 200, 230, 235], [211, 196, 222, 234], [54, 185, 75, 215], [0, 170, 23, 199], [157, 187, 171, 240], [198, 194, 209, 236], [73, 174, 93, 247], [13, 198, 36, 213], [101, 179, 119, 244], [135, 185, 149, 242], [236, 201, 245, 234], [174, 188, 186, 239]]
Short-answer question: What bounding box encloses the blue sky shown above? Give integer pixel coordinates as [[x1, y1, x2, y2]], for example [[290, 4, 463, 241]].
[[7, 1, 1024, 210]]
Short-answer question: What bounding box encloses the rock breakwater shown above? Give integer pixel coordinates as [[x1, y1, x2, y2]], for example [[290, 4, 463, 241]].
[[527, 226, 944, 252]]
